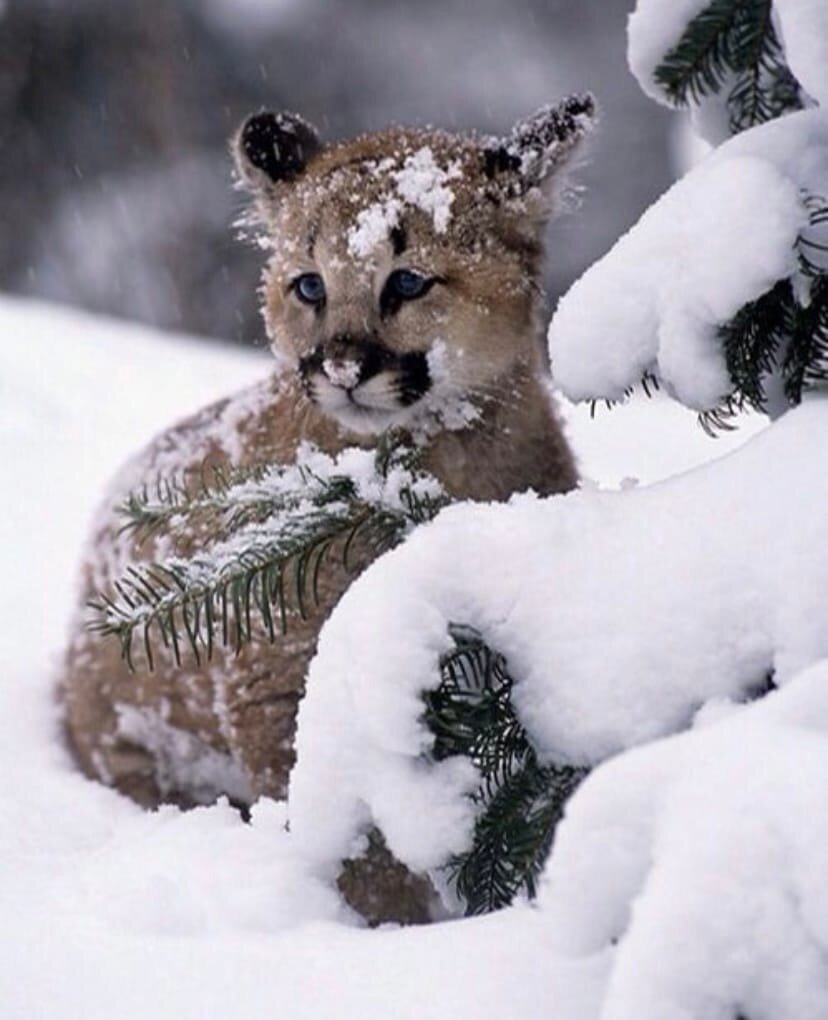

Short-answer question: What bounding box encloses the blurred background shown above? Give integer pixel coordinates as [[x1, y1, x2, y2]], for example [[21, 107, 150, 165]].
[[1, 0, 674, 348]]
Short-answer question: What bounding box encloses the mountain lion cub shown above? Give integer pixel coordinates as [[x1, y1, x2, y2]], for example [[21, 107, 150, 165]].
[[61, 96, 593, 919]]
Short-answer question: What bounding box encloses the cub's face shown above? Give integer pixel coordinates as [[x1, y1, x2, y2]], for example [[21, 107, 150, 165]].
[[234, 101, 594, 434]]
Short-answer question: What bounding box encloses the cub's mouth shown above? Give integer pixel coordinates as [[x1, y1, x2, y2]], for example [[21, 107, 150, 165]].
[[298, 337, 432, 433]]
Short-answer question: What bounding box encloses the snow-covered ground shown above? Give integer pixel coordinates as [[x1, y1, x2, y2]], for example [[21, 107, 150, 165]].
[[0, 293, 781, 1018]]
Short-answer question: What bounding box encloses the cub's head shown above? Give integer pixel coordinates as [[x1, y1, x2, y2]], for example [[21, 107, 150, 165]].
[[233, 97, 595, 435]]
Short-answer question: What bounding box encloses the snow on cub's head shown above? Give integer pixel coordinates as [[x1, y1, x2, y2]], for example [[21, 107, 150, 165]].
[[233, 98, 595, 435]]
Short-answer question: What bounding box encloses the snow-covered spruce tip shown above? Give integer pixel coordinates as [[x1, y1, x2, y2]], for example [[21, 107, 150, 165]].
[[549, 0, 828, 422], [548, 109, 828, 413], [628, 0, 825, 140]]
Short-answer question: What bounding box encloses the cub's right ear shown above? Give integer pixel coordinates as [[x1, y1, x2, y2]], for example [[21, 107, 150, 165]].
[[232, 111, 322, 193]]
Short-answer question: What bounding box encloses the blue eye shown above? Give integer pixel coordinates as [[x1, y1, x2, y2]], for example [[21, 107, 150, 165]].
[[388, 269, 430, 300], [294, 273, 325, 305]]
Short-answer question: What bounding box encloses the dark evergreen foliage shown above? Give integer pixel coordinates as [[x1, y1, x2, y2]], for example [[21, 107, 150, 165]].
[[652, 0, 803, 133], [701, 198, 828, 432], [644, 1, 827, 433], [426, 626, 588, 915]]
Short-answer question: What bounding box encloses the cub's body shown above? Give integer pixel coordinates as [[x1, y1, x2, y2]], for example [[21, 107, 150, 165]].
[[61, 98, 593, 920], [64, 365, 574, 808]]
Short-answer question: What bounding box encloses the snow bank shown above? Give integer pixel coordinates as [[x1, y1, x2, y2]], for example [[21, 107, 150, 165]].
[[289, 395, 828, 881], [548, 109, 828, 408], [542, 659, 828, 1020]]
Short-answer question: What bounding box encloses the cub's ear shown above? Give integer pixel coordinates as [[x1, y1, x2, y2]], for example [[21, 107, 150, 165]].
[[483, 93, 597, 200], [232, 110, 322, 192]]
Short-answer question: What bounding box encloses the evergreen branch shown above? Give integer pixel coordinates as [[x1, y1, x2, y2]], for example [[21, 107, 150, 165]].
[[90, 434, 449, 669], [701, 195, 828, 432], [587, 371, 660, 421], [698, 396, 745, 436], [89, 500, 409, 669], [119, 429, 443, 547], [448, 760, 585, 913], [653, 0, 746, 106], [726, 2, 801, 133], [723, 279, 792, 407], [426, 625, 588, 915], [783, 273, 828, 401], [118, 459, 359, 546], [652, 0, 802, 133], [639, 371, 661, 399]]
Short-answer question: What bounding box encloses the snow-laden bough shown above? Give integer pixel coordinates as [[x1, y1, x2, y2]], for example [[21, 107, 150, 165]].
[[548, 109, 828, 410], [289, 395, 828, 899]]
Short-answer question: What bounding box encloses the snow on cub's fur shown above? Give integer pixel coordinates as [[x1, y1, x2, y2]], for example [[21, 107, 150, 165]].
[[61, 97, 594, 922]]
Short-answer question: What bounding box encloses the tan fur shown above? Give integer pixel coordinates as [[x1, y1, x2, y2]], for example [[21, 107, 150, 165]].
[[60, 104, 591, 923]]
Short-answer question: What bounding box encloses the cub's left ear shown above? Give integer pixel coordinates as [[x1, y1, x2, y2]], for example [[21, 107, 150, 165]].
[[483, 93, 597, 200], [232, 110, 322, 193]]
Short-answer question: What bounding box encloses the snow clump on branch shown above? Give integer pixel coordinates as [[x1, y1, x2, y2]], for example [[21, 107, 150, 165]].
[[548, 109, 828, 409]]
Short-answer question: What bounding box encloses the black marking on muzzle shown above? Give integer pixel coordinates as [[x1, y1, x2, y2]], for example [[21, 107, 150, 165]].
[[396, 350, 431, 406], [355, 338, 397, 383], [298, 337, 393, 387], [298, 338, 431, 406], [298, 347, 324, 385]]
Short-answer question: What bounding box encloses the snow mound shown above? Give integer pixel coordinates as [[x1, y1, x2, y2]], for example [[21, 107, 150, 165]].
[[542, 659, 828, 1020], [548, 110, 828, 408]]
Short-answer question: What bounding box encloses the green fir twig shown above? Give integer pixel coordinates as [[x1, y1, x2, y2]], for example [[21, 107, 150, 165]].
[[652, 0, 803, 133], [119, 461, 359, 545], [653, 0, 747, 105], [89, 437, 448, 670], [426, 625, 588, 915], [700, 195, 828, 432]]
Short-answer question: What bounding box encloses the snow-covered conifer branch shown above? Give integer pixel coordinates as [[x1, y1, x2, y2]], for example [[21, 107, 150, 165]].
[[651, 0, 803, 133], [549, 111, 828, 421], [698, 194, 828, 429], [118, 460, 291, 542]]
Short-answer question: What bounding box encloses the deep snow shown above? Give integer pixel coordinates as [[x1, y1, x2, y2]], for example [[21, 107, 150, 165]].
[[0, 294, 768, 1018]]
